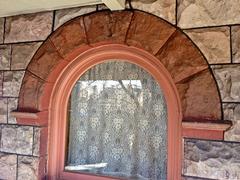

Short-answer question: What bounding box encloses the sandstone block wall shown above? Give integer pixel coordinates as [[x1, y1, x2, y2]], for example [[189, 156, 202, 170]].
[[0, 1, 240, 179]]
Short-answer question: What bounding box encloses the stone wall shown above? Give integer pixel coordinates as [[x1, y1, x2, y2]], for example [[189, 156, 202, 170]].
[[0, 0, 240, 179]]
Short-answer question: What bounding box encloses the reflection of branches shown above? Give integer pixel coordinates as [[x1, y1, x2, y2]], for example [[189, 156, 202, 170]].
[[118, 80, 140, 107]]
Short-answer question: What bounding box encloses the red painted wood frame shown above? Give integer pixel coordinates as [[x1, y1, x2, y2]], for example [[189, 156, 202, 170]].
[[47, 44, 182, 180]]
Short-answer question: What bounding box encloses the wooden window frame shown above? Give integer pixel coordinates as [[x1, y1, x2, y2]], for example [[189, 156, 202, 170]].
[[47, 44, 182, 180]]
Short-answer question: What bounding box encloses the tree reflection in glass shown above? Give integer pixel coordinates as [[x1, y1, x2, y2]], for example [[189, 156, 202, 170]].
[[66, 61, 167, 180]]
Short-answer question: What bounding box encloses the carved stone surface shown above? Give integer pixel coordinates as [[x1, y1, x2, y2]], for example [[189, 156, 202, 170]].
[[0, 18, 4, 43], [185, 27, 230, 64], [0, 125, 33, 155], [223, 103, 240, 142], [126, 11, 175, 55], [5, 12, 53, 43], [84, 11, 133, 45], [0, 45, 11, 70], [184, 139, 240, 180], [11, 42, 42, 70], [156, 30, 208, 83], [130, 0, 176, 24], [232, 26, 240, 63], [7, 98, 18, 124], [3, 71, 25, 97], [33, 127, 40, 156], [0, 153, 17, 180], [51, 17, 88, 58], [176, 70, 221, 120], [177, 0, 240, 28], [0, 98, 7, 123], [18, 72, 45, 111], [54, 6, 96, 29], [28, 39, 63, 80], [18, 156, 39, 180], [212, 65, 240, 102]]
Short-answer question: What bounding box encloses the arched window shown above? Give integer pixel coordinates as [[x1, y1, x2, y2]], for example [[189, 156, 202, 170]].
[[47, 45, 182, 180], [13, 11, 231, 180], [66, 60, 168, 179]]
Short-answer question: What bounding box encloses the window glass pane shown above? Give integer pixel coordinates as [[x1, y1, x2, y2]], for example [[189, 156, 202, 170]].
[[66, 61, 167, 180]]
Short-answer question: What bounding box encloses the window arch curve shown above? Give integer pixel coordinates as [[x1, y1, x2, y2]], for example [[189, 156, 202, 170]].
[[48, 45, 182, 180], [11, 10, 230, 180]]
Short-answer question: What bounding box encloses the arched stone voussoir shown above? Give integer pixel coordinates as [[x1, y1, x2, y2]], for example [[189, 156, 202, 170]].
[[84, 10, 133, 45], [155, 30, 209, 83], [27, 39, 65, 81], [19, 10, 222, 123], [177, 69, 221, 121], [126, 10, 176, 55], [18, 71, 45, 112], [50, 17, 89, 58], [154, 29, 221, 120]]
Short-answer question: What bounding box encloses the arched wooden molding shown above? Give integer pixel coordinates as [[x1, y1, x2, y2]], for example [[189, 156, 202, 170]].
[[13, 9, 231, 180]]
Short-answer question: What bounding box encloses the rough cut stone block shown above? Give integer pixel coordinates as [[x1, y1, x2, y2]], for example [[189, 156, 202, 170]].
[[51, 17, 88, 58], [18, 72, 45, 111], [0, 45, 11, 70], [0, 18, 4, 43], [85, 11, 133, 45], [184, 139, 240, 180], [0, 153, 17, 180], [0, 125, 33, 155], [28, 39, 63, 80], [212, 65, 240, 102], [232, 26, 240, 63], [0, 98, 7, 123], [176, 70, 221, 120], [54, 6, 96, 29], [18, 156, 39, 180], [126, 11, 175, 55], [33, 127, 40, 156], [177, 0, 240, 28], [11, 42, 42, 70], [130, 0, 176, 24], [5, 12, 53, 43], [185, 27, 230, 64], [8, 98, 18, 124], [3, 71, 25, 97], [155, 30, 208, 83], [223, 103, 240, 142]]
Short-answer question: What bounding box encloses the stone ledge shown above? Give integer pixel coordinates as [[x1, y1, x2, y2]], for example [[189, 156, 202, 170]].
[[183, 120, 232, 140]]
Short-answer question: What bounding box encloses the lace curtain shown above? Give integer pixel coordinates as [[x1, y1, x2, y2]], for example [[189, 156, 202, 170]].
[[66, 61, 167, 180]]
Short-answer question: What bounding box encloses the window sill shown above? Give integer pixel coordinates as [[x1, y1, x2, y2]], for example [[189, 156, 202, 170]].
[[182, 119, 232, 140]]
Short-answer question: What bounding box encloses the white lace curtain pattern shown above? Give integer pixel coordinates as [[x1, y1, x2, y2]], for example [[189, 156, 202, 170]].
[[66, 61, 167, 180]]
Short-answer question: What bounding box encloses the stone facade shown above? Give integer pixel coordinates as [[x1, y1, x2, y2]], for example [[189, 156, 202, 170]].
[[185, 27, 231, 64], [0, 45, 11, 70], [232, 26, 240, 63], [184, 139, 240, 180], [4, 12, 53, 43], [0, 1, 240, 179], [0, 153, 17, 180], [177, 0, 240, 28], [131, 0, 176, 24], [223, 103, 240, 142], [212, 65, 240, 102]]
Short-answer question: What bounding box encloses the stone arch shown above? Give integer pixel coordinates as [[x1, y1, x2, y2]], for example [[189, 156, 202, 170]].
[[18, 10, 221, 121], [12, 10, 229, 180]]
